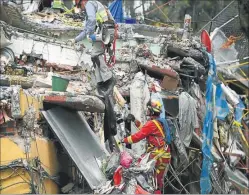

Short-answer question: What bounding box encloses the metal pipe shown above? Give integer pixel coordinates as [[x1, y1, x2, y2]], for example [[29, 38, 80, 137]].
[[197, 0, 235, 34], [218, 14, 238, 29]]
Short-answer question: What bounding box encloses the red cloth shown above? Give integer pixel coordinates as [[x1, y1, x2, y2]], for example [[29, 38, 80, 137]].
[[113, 166, 123, 186], [135, 185, 150, 194], [154, 190, 161, 194], [123, 120, 165, 148]]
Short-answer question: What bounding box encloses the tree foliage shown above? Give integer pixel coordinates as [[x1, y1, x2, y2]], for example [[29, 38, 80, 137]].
[[139, 0, 233, 31]]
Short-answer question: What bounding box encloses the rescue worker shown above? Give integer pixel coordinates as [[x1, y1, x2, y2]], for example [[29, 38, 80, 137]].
[[70, 0, 115, 95], [122, 100, 171, 194]]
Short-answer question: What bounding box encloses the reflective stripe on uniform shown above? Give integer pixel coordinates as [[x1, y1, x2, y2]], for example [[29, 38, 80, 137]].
[[96, 10, 108, 23], [91, 1, 109, 24], [152, 149, 171, 160], [152, 120, 165, 138], [149, 145, 171, 160], [127, 136, 133, 144], [157, 164, 167, 170]]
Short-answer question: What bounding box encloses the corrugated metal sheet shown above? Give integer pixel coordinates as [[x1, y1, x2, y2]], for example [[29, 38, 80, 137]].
[[41, 107, 107, 190]]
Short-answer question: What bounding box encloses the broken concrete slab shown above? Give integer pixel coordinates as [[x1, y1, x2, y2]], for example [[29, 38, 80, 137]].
[[0, 27, 12, 48], [0, 75, 35, 88], [33, 77, 52, 88], [41, 107, 107, 190], [43, 94, 105, 113]]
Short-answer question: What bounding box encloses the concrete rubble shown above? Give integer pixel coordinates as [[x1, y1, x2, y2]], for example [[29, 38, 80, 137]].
[[0, 2, 249, 194]]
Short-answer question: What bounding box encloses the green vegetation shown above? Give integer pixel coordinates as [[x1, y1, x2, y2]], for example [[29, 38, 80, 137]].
[[124, 0, 233, 31]]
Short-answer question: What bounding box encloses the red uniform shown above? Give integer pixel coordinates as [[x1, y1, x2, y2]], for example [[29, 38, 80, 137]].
[[124, 120, 171, 192]]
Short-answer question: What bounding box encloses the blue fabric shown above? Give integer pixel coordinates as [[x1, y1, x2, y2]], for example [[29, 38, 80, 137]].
[[157, 118, 172, 144], [89, 34, 96, 41], [109, 0, 123, 23], [215, 83, 230, 120], [200, 53, 216, 194], [235, 99, 245, 123]]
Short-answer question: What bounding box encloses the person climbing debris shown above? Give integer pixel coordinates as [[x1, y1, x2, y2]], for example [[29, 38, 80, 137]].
[[69, 0, 118, 152], [122, 100, 171, 193], [69, 0, 116, 95]]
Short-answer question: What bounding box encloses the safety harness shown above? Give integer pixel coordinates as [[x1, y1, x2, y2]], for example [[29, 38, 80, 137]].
[[104, 24, 117, 67], [89, 0, 118, 67], [149, 120, 171, 173]]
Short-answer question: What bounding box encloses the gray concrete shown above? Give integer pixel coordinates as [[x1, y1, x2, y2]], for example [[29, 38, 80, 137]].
[[42, 107, 107, 190]]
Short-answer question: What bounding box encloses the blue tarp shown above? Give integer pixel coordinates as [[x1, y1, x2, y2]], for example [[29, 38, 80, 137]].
[[235, 99, 245, 124], [200, 53, 216, 194], [157, 118, 172, 144], [109, 0, 123, 23], [216, 83, 230, 121]]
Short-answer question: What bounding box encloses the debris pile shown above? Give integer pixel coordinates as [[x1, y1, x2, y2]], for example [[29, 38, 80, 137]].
[[24, 8, 85, 28], [0, 20, 249, 195]]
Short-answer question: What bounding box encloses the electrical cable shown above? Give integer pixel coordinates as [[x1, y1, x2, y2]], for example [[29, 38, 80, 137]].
[[0, 170, 16, 180], [21, 50, 45, 192], [31, 130, 47, 194], [8, 166, 30, 184], [20, 104, 37, 194], [0, 182, 31, 191]]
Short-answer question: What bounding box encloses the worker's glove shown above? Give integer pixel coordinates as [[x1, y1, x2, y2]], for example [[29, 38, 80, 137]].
[[88, 34, 96, 42], [126, 114, 135, 123], [135, 120, 142, 128], [68, 39, 76, 46]]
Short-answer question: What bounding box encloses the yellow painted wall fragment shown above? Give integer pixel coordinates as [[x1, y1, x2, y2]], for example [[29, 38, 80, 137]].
[[30, 137, 59, 176], [0, 138, 26, 166], [0, 170, 31, 194], [42, 179, 59, 194], [0, 137, 59, 194]]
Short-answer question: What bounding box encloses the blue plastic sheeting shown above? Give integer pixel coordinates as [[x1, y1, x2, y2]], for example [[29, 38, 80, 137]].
[[200, 53, 216, 194], [216, 83, 230, 120], [109, 0, 123, 23], [235, 99, 245, 123], [157, 118, 172, 144]]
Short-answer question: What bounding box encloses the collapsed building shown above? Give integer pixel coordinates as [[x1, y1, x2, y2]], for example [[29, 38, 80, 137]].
[[1, 0, 249, 194]]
